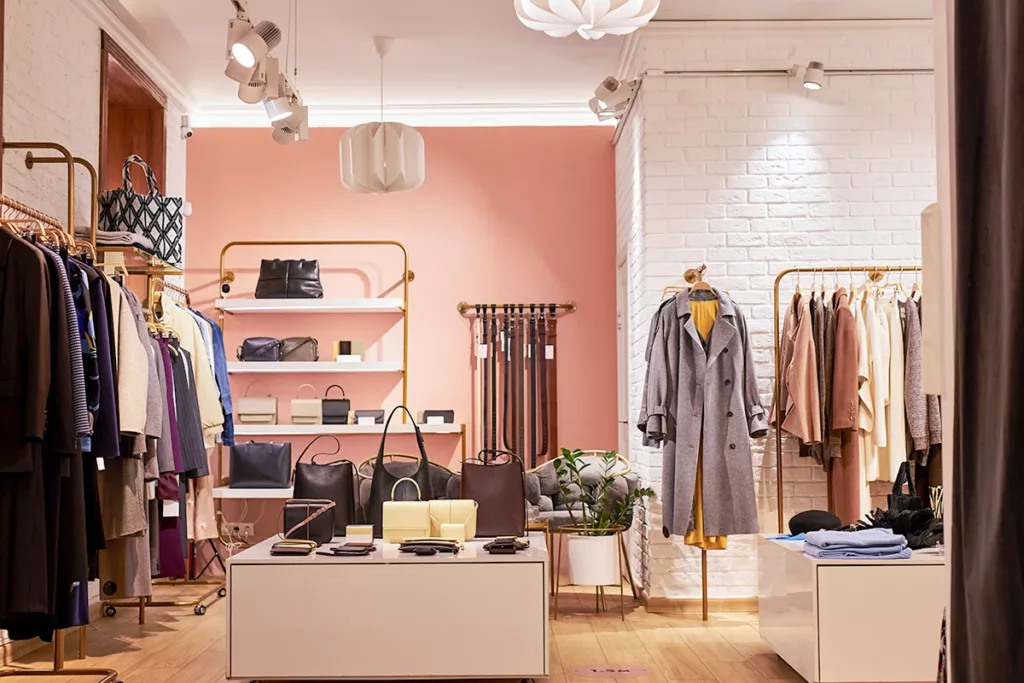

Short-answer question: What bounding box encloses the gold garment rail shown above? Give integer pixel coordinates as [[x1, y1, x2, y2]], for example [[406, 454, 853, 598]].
[[457, 301, 577, 316], [219, 239, 414, 413], [1, 141, 75, 234], [26, 153, 99, 246], [771, 265, 923, 533]]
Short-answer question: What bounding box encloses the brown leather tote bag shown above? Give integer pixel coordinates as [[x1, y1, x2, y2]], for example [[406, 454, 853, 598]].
[[461, 449, 526, 537]]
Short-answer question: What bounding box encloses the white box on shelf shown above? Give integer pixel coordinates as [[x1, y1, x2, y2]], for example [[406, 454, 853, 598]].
[[335, 355, 363, 363]]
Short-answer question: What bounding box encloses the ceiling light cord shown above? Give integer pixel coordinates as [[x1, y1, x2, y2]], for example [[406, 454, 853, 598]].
[[380, 51, 384, 124], [284, 0, 292, 76]]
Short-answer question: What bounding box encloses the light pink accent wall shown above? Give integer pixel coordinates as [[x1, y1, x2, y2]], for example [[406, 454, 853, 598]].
[[185, 127, 617, 466]]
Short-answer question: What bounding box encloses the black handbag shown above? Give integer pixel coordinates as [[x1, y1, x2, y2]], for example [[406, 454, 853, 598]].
[[322, 385, 350, 425], [462, 449, 526, 537], [237, 337, 283, 362], [282, 499, 336, 546], [367, 406, 434, 538], [229, 441, 292, 488], [888, 461, 924, 512], [255, 259, 324, 299], [293, 435, 356, 534]]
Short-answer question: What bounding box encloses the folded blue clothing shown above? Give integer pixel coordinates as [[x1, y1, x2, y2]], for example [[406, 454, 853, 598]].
[[805, 546, 913, 560], [804, 528, 907, 550], [768, 533, 806, 541]]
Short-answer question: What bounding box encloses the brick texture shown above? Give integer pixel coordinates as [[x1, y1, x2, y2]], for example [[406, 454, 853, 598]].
[[616, 21, 935, 600]]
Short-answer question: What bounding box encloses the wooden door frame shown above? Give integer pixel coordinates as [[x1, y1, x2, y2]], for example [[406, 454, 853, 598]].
[[99, 30, 168, 190]]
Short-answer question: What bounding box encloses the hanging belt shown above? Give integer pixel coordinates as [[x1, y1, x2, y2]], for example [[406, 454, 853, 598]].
[[480, 305, 489, 453], [490, 304, 499, 458], [503, 305, 515, 455], [537, 311, 549, 459], [528, 305, 538, 468], [517, 305, 525, 462]]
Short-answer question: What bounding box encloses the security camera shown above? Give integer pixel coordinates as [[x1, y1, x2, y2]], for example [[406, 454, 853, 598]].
[[181, 115, 194, 140]]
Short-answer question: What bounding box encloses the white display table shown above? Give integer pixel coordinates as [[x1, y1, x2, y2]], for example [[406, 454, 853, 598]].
[[226, 534, 549, 682], [757, 536, 944, 683]]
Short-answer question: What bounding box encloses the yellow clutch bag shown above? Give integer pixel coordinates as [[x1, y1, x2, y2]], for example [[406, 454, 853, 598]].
[[429, 499, 479, 541], [382, 478, 430, 544]]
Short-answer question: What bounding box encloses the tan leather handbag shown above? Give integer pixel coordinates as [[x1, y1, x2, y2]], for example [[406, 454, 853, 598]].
[[282, 337, 319, 362], [429, 499, 479, 541], [290, 383, 323, 425], [382, 477, 430, 544], [236, 383, 278, 425]]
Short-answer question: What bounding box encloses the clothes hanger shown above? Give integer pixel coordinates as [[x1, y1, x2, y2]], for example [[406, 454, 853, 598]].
[[686, 264, 717, 297]]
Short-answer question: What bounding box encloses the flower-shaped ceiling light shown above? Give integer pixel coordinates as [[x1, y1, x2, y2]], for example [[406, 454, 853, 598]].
[[515, 0, 661, 40]]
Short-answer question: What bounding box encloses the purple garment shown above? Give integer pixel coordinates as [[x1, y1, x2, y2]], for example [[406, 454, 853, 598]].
[[85, 269, 120, 457], [157, 479, 187, 579], [158, 340, 185, 474]]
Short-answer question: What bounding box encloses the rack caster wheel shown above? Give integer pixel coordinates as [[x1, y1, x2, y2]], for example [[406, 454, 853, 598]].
[[194, 604, 207, 616], [218, 587, 227, 598], [104, 606, 116, 617]]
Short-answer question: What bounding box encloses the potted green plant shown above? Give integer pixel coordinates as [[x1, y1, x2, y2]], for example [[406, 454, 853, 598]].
[[553, 448, 654, 586]]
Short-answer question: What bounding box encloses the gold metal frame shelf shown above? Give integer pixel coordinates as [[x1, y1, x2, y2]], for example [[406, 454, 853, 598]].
[[772, 264, 924, 533]]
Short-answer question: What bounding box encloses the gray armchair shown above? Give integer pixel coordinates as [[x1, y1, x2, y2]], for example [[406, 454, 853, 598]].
[[524, 452, 640, 531]]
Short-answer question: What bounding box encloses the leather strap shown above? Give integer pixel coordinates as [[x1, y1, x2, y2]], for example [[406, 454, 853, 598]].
[[468, 449, 523, 466], [280, 499, 336, 540], [296, 383, 317, 399], [325, 384, 346, 398], [390, 476, 423, 501], [375, 406, 428, 471], [243, 381, 271, 397], [297, 434, 342, 465]]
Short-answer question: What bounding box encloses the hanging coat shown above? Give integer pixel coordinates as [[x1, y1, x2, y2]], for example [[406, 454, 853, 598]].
[[640, 289, 767, 537]]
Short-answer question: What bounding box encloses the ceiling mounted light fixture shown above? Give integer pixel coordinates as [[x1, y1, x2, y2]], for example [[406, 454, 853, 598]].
[[237, 61, 267, 104], [339, 37, 425, 194], [803, 61, 825, 90], [589, 76, 637, 120], [231, 20, 282, 68], [515, 0, 660, 40]]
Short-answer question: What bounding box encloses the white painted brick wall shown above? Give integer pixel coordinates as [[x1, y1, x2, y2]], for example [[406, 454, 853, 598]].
[[616, 21, 935, 600], [3, 0, 100, 226]]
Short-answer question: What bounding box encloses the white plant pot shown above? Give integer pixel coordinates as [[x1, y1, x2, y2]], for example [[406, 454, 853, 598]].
[[567, 533, 619, 586]]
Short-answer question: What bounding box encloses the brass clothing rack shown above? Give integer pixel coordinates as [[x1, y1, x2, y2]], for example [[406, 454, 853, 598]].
[[2, 142, 118, 681], [771, 265, 923, 533], [457, 301, 578, 316]]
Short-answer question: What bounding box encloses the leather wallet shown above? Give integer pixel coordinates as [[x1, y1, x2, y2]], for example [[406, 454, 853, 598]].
[[418, 409, 455, 424], [271, 539, 317, 556], [399, 539, 460, 555]]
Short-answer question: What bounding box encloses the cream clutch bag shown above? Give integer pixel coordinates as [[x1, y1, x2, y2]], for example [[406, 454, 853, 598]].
[[429, 499, 478, 541], [236, 396, 278, 424], [382, 478, 430, 544], [290, 383, 323, 425]]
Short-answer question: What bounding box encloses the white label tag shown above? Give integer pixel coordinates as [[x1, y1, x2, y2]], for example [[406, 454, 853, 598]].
[[147, 481, 157, 500], [546, 345, 555, 360], [163, 500, 180, 518], [426, 415, 445, 425], [527, 344, 533, 358], [500, 331, 506, 351], [476, 343, 488, 359], [357, 416, 376, 426], [96, 457, 106, 471]]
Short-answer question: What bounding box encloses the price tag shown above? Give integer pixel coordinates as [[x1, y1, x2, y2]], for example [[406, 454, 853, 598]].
[[163, 500, 180, 518], [476, 344, 488, 359], [546, 345, 555, 360], [426, 416, 445, 425], [96, 457, 106, 471], [357, 416, 376, 426]]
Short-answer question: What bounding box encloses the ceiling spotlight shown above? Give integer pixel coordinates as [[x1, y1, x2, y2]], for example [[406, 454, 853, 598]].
[[231, 20, 281, 69], [803, 61, 825, 90], [589, 76, 637, 121], [274, 102, 308, 130], [272, 125, 298, 146], [224, 56, 255, 85], [264, 94, 292, 123], [237, 62, 267, 104]]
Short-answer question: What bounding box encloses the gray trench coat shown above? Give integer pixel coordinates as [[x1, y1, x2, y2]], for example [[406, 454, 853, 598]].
[[639, 289, 768, 537]]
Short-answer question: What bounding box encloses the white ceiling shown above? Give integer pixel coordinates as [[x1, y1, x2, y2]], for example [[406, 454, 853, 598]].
[[101, 0, 932, 125]]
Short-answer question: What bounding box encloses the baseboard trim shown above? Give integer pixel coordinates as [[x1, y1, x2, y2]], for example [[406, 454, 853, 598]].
[[644, 595, 759, 614], [0, 598, 106, 666]]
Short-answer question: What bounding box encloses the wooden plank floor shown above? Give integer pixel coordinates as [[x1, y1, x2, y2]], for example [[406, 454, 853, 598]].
[[1, 586, 800, 682]]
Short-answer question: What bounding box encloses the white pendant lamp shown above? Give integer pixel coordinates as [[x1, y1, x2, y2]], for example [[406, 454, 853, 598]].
[[515, 0, 660, 40], [339, 37, 425, 194]]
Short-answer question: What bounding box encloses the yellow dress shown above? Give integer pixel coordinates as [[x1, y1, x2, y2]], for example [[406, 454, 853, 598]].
[[684, 298, 729, 551]]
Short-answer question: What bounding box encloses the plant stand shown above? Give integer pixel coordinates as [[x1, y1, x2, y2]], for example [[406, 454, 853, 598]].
[[552, 525, 627, 620]]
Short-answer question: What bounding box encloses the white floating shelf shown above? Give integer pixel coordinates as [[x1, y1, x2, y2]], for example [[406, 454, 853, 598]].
[[215, 298, 404, 314], [233, 423, 463, 437], [227, 361, 403, 374], [213, 486, 294, 500]]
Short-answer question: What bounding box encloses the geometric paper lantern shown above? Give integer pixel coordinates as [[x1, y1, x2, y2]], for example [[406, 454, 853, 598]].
[[339, 121, 426, 194], [514, 0, 661, 40]]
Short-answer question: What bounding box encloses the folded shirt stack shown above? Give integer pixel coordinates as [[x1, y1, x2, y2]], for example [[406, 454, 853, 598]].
[[804, 528, 911, 560], [91, 230, 156, 253]]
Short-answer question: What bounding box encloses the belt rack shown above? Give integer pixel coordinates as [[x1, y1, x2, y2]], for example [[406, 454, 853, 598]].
[[772, 265, 924, 533], [2, 142, 120, 681]]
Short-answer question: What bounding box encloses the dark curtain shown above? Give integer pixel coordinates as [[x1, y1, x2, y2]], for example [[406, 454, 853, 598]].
[[952, 1, 1024, 680]]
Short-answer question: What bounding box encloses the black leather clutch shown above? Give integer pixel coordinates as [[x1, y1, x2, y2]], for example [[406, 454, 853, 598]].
[[237, 337, 283, 362], [283, 499, 337, 546], [255, 259, 324, 299]]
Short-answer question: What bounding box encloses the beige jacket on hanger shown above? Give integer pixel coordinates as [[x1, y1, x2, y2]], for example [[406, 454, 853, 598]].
[[883, 297, 908, 480], [853, 293, 874, 515], [779, 295, 822, 444], [162, 302, 224, 446]]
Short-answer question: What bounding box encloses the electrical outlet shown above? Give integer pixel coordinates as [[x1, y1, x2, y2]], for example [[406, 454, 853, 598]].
[[230, 523, 254, 538]]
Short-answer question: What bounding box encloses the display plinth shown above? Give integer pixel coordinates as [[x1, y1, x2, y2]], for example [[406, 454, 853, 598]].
[[757, 536, 944, 683], [226, 534, 549, 681]]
